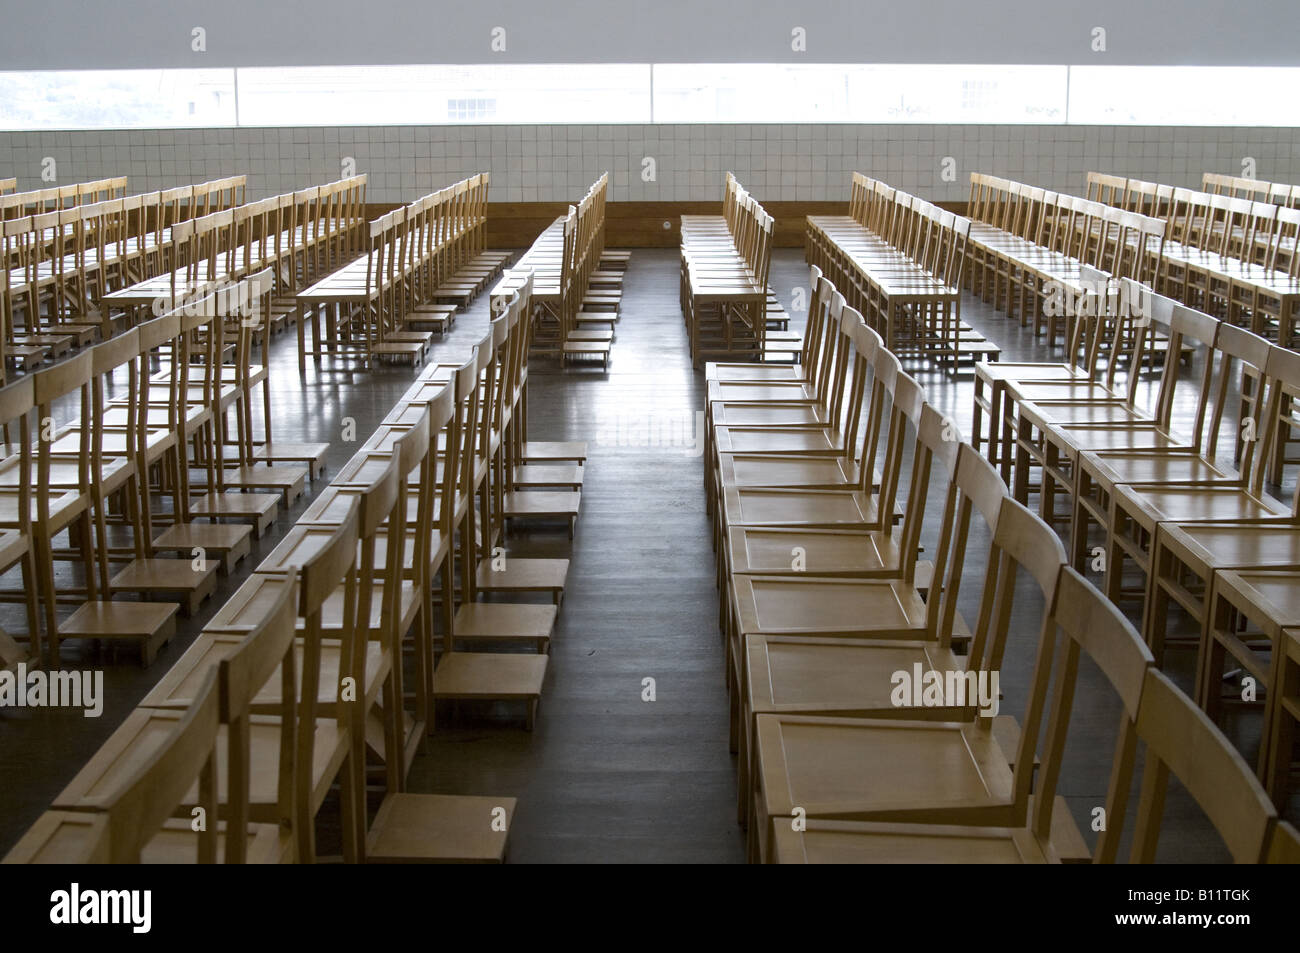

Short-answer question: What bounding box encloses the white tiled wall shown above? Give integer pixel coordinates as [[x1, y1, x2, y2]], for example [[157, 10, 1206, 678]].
[[1, 125, 1296, 205]]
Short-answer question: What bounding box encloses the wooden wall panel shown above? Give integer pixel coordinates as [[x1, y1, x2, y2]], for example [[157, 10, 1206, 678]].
[[364, 200, 969, 250]]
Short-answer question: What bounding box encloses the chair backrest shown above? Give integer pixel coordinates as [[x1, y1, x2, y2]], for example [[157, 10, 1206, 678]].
[[963, 497, 1068, 716], [1258, 344, 1300, 512], [1190, 320, 1273, 477], [872, 369, 925, 554], [855, 345, 900, 496], [929, 443, 1010, 651], [1016, 567, 1155, 857], [101, 669, 221, 863], [216, 574, 298, 863], [0, 377, 35, 540], [32, 351, 94, 518], [293, 501, 360, 860], [1267, 820, 1300, 863], [1123, 668, 1277, 863], [893, 402, 962, 592]]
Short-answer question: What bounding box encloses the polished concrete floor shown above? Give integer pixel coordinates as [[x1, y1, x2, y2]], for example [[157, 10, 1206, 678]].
[[0, 247, 1293, 862]]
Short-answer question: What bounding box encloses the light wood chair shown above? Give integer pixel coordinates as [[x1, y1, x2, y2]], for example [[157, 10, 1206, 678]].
[[1103, 337, 1296, 619], [705, 264, 829, 383], [18, 352, 177, 666], [55, 510, 364, 862], [749, 494, 1069, 862], [1204, 569, 1300, 795], [0, 376, 42, 660], [769, 566, 1150, 864], [709, 308, 878, 535], [1265, 627, 1300, 807], [432, 332, 550, 730], [730, 403, 969, 818], [4, 669, 221, 864], [1116, 667, 1278, 863]]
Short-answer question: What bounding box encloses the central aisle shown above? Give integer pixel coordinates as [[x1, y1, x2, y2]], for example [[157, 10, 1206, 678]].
[[414, 249, 746, 863]]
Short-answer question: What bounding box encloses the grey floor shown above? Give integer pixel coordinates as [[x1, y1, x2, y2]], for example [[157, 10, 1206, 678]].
[[0, 247, 1293, 862]]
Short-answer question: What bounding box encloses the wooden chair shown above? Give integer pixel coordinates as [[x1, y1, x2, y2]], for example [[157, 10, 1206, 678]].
[[432, 335, 550, 730], [1264, 626, 1300, 807], [497, 312, 582, 537], [709, 306, 877, 532], [92, 307, 221, 621], [704, 288, 858, 479], [682, 178, 773, 367], [705, 264, 829, 384], [1102, 337, 1296, 617], [808, 177, 995, 371], [285, 450, 411, 795], [5, 669, 222, 864], [58, 509, 363, 862], [971, 263, 1112, 483], [0, 377, 45, 661], [1203, 569, 1300, 796], [749, 494, 1068, 862], [483, 288, 573, 600], [1142, 346, 1300, 667], [730, 404, 970, 820], [14, 352, 177, 665], [769, 567, 1149, 864], [715, 353, 914, 560], [303, 411, 433, 781], [1114, 668, 1278, 863], [1011, 288, 1208, 534], [125, 576, 299, 863]]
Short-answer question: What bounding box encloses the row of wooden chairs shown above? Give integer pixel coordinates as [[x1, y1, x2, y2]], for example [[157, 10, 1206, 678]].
[[702, 265, 1299, 863], [103, 175, 368, 329], [808, 173, 997, 372], [296, 173, 509, 372], [493, 173, 624, 369], [4, 271, 592, 863], [0, 176, 133, 220], [965, 172, 1168, 347], [680, 174, 782, 367], [2, 175, 253, 375], [0, 267, 325, 669], [1084, 172, 1300, 350], [1203, 171, 1300, 210], [994, 274, 1300, 809], [559, 174, 622, 368], [1083, 172, 1300, 480]]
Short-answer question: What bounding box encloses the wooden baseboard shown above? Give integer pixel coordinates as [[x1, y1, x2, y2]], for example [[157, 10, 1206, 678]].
[[364, 200, 970, 250]]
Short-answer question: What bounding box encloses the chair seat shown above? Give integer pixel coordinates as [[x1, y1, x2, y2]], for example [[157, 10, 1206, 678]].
[[713, 426, 847, 455], [746, 634, 967, 718], [365, 794, 514, 863], [706, 362, 804, 382], [732, 574, 927, 638], [706, 380, 818, 404], [710, 402, 829, 428], [718, 453, 858, 490], [722, 487, 879, 529], [433, 651, 548, 699], [52, 707, 348, 821], [770, 819, 1049, 864], [0, 485, 86, 529], [753, 712, 1015, 822], [452, 602, 557, 644], [1029, 402, 1151, 427], [501, 490, 581, 518], [1082, 451, 1228, 488], [1118, 485, 1289, 525], [727, 526, 901, 576]]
